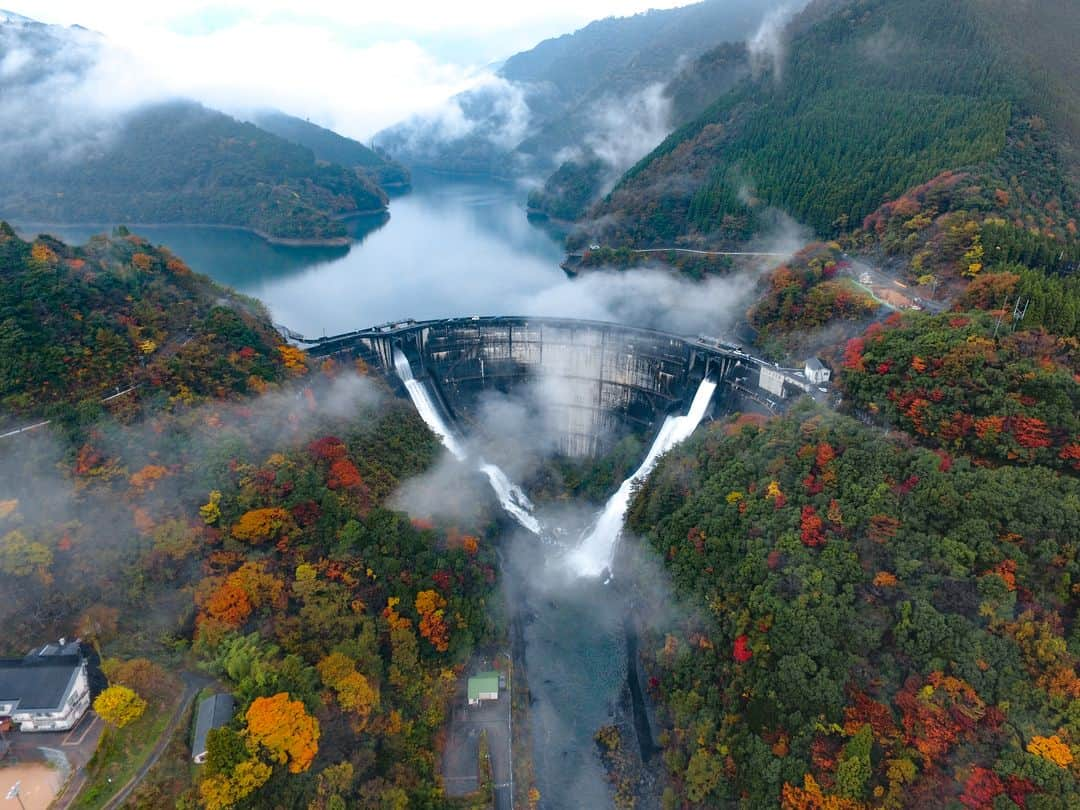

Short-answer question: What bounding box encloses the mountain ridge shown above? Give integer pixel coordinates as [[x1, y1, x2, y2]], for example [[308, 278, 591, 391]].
[[0, 15, 398, 244], [574, 0, 1079, 255]]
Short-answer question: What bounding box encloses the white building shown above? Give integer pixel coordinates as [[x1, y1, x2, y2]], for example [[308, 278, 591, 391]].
[[0, 640, 90, 732], [759, 366, 786, 398], [804, 358, 831, 385]]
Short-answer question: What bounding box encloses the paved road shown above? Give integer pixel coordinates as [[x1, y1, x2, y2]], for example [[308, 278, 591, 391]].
[[631, 247, 787, 257], [443, 659, 513, 810], [98, 672, 210, 810], [843, 257, 950, 314], [0, 386, 138, 440], [10, 712, 104, 810]]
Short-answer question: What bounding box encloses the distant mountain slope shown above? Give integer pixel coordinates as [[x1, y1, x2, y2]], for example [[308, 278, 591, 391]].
[[526, 39, 751, 221], [374, 0, 780, 176], [0, 14, 389, 243], [251, 110, 411, 191], [0, 100, 388, 243], [579, 0, 1079, 251]]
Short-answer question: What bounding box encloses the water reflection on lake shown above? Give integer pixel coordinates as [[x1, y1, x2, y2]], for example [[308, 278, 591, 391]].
[[15, 173, 569, 337]]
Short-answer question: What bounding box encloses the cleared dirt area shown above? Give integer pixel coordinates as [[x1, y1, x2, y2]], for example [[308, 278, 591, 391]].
[[0, 761, 63, 810]]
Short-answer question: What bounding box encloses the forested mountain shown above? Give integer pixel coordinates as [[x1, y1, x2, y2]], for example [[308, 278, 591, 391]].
[[0, 101, 388, 243], [526, 39, 753, 221], [579, 0, 1079, 255], [374, 0, 779, 177], [0, 222, 286, 419], [251, 110, 412, 191], [0, 14, 390, 243], [0, 226, 502, 807], [627, 407, 1079, 807]]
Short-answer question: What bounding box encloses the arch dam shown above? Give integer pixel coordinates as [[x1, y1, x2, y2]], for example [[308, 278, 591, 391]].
[[295, 316, 814, 457]]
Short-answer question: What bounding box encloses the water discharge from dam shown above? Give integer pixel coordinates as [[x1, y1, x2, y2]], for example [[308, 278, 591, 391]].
[[567, 376, 718, 578], [392, 348, 543, 535]]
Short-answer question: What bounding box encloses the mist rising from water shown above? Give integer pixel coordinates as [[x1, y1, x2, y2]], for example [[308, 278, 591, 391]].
[[392, 348, 541, 534], [566, 375, 717, 578]]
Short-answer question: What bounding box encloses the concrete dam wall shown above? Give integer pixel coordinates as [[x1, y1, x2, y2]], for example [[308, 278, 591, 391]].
[[303, 316, 772, 457]]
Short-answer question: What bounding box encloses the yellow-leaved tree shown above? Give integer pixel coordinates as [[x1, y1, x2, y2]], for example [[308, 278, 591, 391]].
[[1027, 734, 1074, 768], [199, 759, 272, 810], [93, 685, 147, 728], [317, 652, 379, 729], [231, 507, 290, 544]]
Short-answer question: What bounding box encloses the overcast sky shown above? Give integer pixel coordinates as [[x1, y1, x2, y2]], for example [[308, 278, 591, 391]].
[[7, 1, 692, 138]]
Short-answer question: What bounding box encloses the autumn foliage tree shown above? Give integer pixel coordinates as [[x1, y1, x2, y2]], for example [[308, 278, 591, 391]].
[[415, 589, 450, 653], [317, 652, 379, 729], [231, 507, 290, 544], [199, 759, 272, 810], [245, 692, 320, 773], [101, 658, 169, 703], [93, 684, 147, 728], [204, 580, 253, 628]]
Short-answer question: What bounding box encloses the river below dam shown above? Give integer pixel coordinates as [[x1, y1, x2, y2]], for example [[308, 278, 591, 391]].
[[13, 173, 686, 809]]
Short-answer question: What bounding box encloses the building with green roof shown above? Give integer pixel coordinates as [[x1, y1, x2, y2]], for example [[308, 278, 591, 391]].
[[467, 672, 500, 705]]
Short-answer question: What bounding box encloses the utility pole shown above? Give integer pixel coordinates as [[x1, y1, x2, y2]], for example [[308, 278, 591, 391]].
[[993, 296, 1010, 340], [1011, 297, 1029, 331], [6, 781, 26, 810]]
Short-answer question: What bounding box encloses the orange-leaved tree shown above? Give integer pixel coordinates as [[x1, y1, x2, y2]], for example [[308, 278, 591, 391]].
[[232, 508, 291, 544], [204, 580, 253, 628], [245, 692, 320, 773], [415, 589, 450, 652]]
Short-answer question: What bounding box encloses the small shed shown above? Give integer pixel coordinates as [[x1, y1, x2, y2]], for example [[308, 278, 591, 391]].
[[192, 693, 235, 764], [804, 358, 830, 385], [467, 672, 500, 706]]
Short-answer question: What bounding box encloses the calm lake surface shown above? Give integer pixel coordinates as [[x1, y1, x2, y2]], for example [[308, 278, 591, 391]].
[[16, 172, 571, 336]]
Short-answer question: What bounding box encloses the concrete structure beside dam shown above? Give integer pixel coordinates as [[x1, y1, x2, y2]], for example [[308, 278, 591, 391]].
[[298, 316, 821, 456]]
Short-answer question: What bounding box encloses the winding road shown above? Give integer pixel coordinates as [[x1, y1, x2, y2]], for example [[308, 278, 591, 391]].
[[630, 247, 786, 257], [96, 672, 210, 810]]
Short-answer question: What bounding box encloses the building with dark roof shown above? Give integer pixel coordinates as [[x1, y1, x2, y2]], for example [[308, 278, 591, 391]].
[[0, 640, 90, 732], [192, 693, 235, 764]]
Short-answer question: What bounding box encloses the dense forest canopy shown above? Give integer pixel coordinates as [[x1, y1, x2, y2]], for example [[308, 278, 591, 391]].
[[2, 1, 1079, 808], [375, 0, 778, 176], [0, 222, 285, 419], [579, 0, 1079, 252], [627, 407, 1079, 808], [0, 225, 504, 808]]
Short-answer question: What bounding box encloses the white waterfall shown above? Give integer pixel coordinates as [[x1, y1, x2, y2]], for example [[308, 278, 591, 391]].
[[567, 377, 717, 578], [393, 349, 467, 460], [393, 349, 542, 535]]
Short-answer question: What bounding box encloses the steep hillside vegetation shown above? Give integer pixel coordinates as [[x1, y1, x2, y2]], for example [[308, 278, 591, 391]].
[[0, 222, 286, 420], [0, 227, 503, 808], [527, 40, 752, 222], [581, 0, 1079, 253], [628, 408, 1080, 808], [252, 110, 411, 191], [376, 0, 777, 176]]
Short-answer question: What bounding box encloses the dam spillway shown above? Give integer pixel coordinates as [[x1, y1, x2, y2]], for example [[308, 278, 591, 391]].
[[301, 316, 781, 457]]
